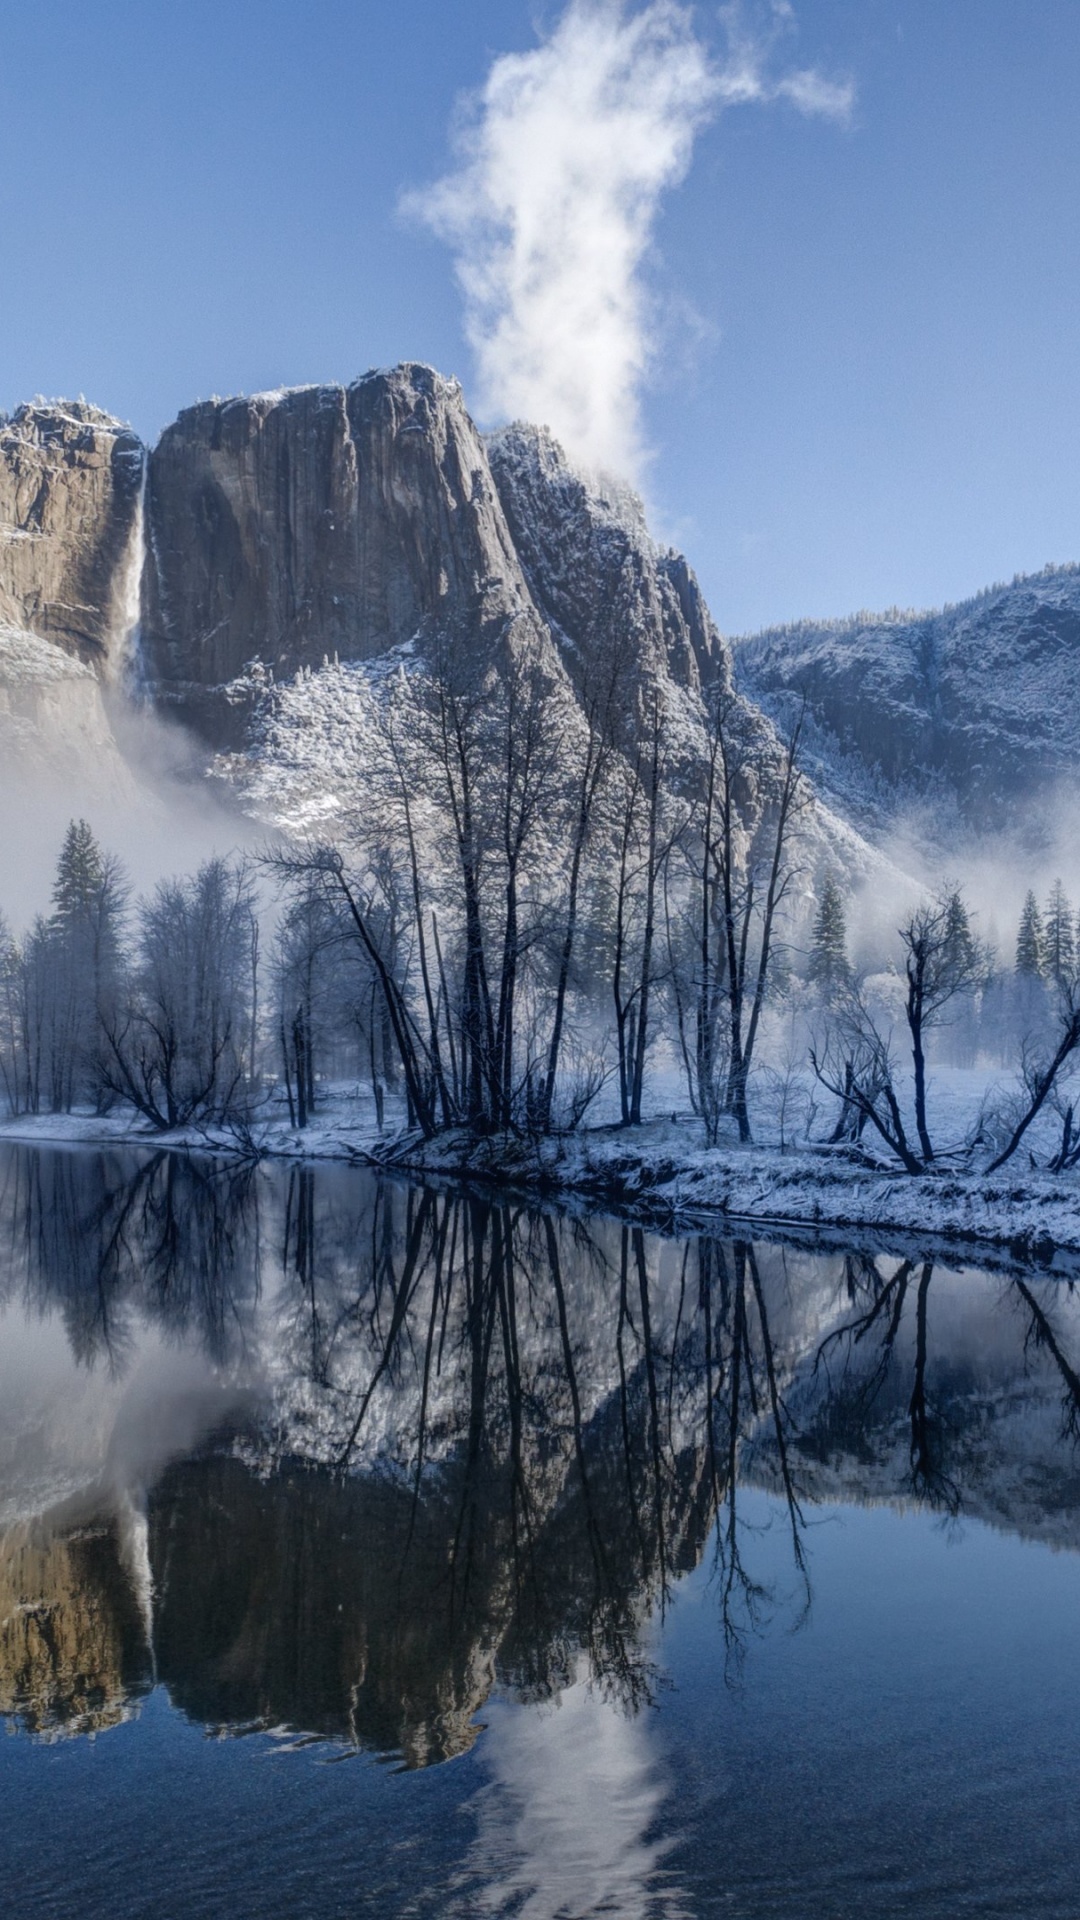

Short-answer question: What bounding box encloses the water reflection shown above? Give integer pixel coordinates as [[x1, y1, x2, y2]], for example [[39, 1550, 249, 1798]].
[[1, 1143, 1080, 1769]]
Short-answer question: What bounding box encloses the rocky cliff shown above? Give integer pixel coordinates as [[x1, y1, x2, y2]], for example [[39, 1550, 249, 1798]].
[[141, 365, 538, 742], [486, 422, 725, 700], [0, 400, 143, 670], [0, 405, 143, 914], [0, 366, 897, 897], [139, 364, 726, 744]]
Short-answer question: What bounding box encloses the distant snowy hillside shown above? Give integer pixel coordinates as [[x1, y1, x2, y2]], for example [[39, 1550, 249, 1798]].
[[734, 564, 1080, 828]]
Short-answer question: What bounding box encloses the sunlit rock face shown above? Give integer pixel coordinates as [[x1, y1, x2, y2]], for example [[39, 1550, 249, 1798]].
[[140, 365, 538, 743], [139, 365, 731, 746], [0, 367, 871, 894], [0, 404, 143, 839], [0, 401, 143, 670]]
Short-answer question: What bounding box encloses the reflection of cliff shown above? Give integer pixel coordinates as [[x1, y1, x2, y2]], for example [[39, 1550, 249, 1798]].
[[152, 1457, 492, 1766], [149, 1405, 714, 1766], [0, 1514, 149, 1736], [7, 1144, 1080, 1756]]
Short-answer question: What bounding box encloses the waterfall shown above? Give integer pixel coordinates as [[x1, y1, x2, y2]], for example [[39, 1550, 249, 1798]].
[[107, 449, 148, 698], [116, 1488, 157, 1683]]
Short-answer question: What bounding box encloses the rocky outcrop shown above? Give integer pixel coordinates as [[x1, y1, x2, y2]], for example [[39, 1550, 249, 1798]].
[[140, 366, 731, 746], [486, 423, 726, 700], [0, 401, 143, 670], [734, 566, 1080, 824], [141, 365, 537, 742], [0, 368, 733, 764]]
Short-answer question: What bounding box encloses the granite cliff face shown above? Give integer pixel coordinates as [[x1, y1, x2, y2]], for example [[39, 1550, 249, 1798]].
[[0, 365, 731, 757], [137, 363, 728, 744], [5, 370, 1080, 847], [486, 422, 725, 700], [141, 365, 540, 741], [0, 400, 143, 669], [0, 404, 142, 869]]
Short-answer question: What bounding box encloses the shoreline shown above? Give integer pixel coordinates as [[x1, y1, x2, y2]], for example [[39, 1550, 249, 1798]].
[[2, 1106, 1078, 1274]]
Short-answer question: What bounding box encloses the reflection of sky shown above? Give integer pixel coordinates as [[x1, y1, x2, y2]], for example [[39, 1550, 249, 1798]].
[[464, 1674, 686, 1920]]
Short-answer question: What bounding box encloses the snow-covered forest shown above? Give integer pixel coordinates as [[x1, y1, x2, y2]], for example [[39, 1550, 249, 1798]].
[[5, 632, 1080, 1192]]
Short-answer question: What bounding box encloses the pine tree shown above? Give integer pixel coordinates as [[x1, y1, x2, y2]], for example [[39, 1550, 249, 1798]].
[[943, 888, 978, 976], [42, 820, 127, 1111], [51, 819, 105, 929], [1016, 891, 1045, 977], [809, 873, 850, 992], [1044, 879, 1075, 987]]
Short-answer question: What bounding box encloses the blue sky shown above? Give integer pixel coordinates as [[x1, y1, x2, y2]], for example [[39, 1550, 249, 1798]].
[[1, 1, 1078, 633]]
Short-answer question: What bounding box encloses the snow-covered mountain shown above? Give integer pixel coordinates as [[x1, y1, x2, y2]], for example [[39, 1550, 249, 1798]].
[[0, 362, 887, 899], [734, 566, 1080, 832]]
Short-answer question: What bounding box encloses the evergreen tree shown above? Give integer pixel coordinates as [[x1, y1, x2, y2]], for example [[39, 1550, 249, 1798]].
[[1044, 879, 1075, 987], [938, 888, 983, 1066], [43, 820, 127, 1111], [52, 819, 105, 928], [0, 913, 22, 1116], [809, 873, 850, 992], [942, 888, 978, 976], [1016, 891, 1045, 977]]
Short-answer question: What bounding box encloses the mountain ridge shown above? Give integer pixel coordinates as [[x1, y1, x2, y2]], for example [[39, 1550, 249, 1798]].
[[734, 562, 1080, 831]]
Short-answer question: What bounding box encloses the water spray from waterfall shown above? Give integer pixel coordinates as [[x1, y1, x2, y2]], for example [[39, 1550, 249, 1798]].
[[108, 450, 148, 699]]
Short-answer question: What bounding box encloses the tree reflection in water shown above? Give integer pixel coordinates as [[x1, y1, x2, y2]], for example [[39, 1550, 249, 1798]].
[[1, 1144, 1080, 1763]]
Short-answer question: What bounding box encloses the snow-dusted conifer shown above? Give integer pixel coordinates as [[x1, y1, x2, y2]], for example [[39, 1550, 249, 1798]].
[[0, 912, 21, 1116], [51, 819, 105, 928], [48, 818, 127, 1111], [808, 872, 850, 993], [1044, 879, 1075, 986], [942, 888, 978, 978], [1016, 891, 1045, 977]]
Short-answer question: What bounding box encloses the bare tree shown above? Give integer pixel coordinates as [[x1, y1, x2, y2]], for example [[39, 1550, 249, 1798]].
[[103, 856, 259, 1130], [898, 890, 986, 1165], [688, 692, 808, 1144]]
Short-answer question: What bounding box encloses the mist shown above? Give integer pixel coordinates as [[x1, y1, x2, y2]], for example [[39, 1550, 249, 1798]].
[[858, 785, 1080, 974], [0, 688, 258, 933]]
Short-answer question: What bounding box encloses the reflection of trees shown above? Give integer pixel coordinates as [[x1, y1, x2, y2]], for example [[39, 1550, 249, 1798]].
[[0, 1144, 260, 1370], [805, 1255, 1080, 1513], [0, 1148, 821, 1752], [259, 1191, 811, 1719], [145, 1199, 814, 1759], [21, 1147, 1080, 1763], [1013, 1277, 1080, 1442]]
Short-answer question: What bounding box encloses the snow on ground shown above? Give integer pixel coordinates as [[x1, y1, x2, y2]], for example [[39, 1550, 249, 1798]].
[[3, 1064, 1080, 1264]]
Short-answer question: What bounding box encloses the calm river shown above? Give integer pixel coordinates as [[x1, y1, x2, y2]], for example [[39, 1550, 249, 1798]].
[[2, 1143, 1080, 1918]]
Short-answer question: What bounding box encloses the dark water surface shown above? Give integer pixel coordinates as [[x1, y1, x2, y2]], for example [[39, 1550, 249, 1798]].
[[1, 1143, 1079, 1918]]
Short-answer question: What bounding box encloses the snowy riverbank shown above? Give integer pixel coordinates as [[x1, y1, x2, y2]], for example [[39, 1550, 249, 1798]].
[[360, 1120, 1080, 1268], [4, 1083, 1080, 1268]]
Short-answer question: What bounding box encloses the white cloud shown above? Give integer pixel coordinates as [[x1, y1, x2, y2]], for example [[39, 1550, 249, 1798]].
[[716, 2, 855, 120], [406, 1, 853, 483]]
